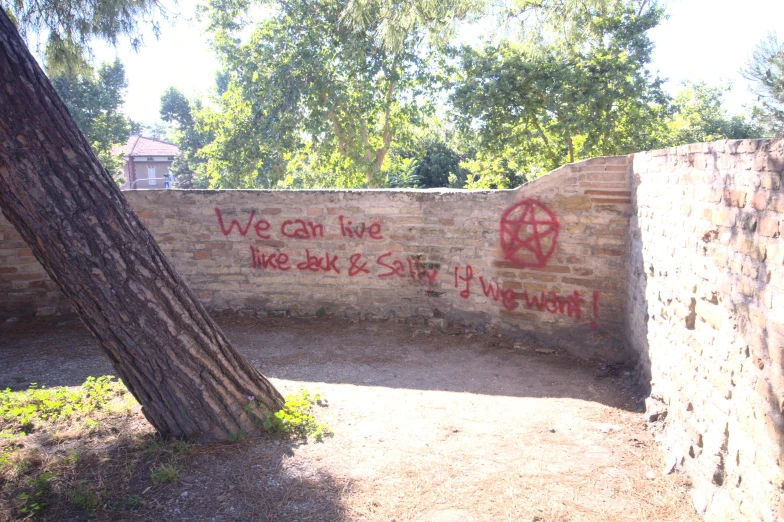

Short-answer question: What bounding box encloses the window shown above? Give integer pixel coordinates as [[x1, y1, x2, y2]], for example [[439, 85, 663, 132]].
[[147, 166, 156, 185]]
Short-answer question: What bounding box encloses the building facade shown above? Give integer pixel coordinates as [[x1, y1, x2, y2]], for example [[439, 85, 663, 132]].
[[114, 136, 180, 190]]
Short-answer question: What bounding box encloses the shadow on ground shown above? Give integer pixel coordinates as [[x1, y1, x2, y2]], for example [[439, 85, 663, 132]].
[[1, 416, 351, 521], [1, 314, 698, 521], [0, 314, 642, 412]]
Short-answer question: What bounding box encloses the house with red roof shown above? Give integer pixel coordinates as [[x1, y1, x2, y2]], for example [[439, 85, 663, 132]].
[[113, 136, 180, 190]]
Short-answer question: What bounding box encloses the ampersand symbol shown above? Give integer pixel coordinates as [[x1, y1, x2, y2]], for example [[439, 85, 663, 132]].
[[348, 253, 370, 276]]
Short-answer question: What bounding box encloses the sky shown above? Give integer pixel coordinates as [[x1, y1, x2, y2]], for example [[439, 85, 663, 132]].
[[79, 0, 784, 126]]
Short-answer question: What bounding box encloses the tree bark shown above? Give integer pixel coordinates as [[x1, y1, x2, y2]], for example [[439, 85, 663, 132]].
[[0, 12, 284, 441]]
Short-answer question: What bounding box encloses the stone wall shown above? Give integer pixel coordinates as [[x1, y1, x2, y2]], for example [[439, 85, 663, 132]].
[[626, 139, 784, 520], [0, 156, 632, 360]]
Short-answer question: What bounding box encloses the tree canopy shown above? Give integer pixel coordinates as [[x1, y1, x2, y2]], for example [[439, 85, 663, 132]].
[[10, 0, 765, 192], [744, 32, 784, 137], [451, 0, 671, 187], [181, 0, 762, 190], [160, 86, 213, 188], [49, 58, 132, 182], [197, 0, 437, 188], [2, 0, 165, 74]]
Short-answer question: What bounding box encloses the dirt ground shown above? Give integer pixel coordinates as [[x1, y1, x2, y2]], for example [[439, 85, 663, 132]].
[[0, 314, 698, 521]]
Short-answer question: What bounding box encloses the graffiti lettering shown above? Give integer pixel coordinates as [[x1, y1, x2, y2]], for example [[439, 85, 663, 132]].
[[479, 276, 519, 311], [339, 216, 383, 240], [254, 219, 272, 239], [377, 252, 406, 278], [499, 199, 560, 268], [215, 207, 256, 237], [521, 290, 584, 319], [250, 247, 291, 271], [454, 265, 473, 299], [376, 253, 438, 285], [348, 253, 370, 277], [297, 249, 340, 273], [215, 207, 384, 242], [219, 205, 601, 330], [409, 259, 438, 287], [281, 219, 324, 239]]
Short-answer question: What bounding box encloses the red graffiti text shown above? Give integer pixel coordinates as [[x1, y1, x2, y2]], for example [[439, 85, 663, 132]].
[[348, 253, 370, 277], [376, 252, 438, 285], [281, 219, 324, 239], [339, 216, 383, 240], [297, 249, 340, 273], [454, 265, 474, 299], [479, 276, 519, 311], [250, 247, 292, 271]]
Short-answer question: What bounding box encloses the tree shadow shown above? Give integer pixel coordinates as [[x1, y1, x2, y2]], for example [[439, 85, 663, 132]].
[[1, 413, 351, 521], [0, 314, 643, 413]]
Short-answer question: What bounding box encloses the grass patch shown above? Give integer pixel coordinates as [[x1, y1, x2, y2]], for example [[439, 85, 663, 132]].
[[0, 376, 133, 436], [0, 376, 192, 520], [151, 463, 181, 484]]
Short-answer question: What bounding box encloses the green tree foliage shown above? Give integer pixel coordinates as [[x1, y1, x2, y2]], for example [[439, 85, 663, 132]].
[[664, 81, 762, 145], [393, 135, 468, 188], [160, 87, 212, 188], [199, 0, 435, 188], [342, 0, 484, 53], [2, 0, 164, 74], [744, 32, 784, 137], [451, 0, 670, 188], [49, 59, 131, 183]]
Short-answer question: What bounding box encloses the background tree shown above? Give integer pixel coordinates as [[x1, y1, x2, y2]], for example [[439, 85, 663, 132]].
[[664, 81, 761, 145], [744, 32, 784, 137], [2, 0, 164, 74], [451, 0, 670, 188], [49, 58, 131, 183], [200, 0, 436, 188], [0, 9, 284, 441], [160, 87, 212, 188]]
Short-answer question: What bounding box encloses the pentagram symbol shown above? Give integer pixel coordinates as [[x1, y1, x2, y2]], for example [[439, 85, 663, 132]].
[[499, 199, 560, 268]]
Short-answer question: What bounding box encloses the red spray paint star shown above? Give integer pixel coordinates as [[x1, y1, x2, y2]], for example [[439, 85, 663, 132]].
[[499, 199, 560, 268]]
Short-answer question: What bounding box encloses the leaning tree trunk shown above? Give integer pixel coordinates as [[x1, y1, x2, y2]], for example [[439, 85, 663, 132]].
[[0, 12, 284, 441]]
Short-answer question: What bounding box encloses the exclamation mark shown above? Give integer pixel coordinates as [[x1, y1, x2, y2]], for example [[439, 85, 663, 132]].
[[590, 291, 599, 330]]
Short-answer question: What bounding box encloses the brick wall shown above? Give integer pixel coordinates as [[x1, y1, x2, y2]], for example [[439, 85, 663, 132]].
[[0, 156, 632, 360], [626, 139, 784, 520], [0, 221, 69, 317]]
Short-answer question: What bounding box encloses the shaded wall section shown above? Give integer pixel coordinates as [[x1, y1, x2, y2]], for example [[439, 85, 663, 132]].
[[0, 157, 633, 360], [625, 139, 784, 520]]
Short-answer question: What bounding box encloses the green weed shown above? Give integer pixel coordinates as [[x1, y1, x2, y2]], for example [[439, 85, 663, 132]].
[[69, 481, 101, 515], [151, 463, 181, 484], [259, 389, 332, 442], [15, 471, 55, 516], [0, 376, 131, 435]]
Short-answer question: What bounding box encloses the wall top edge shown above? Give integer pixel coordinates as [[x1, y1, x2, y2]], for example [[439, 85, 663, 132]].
[[123, 154, 631, 197], [634, 138, 783, 159]]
